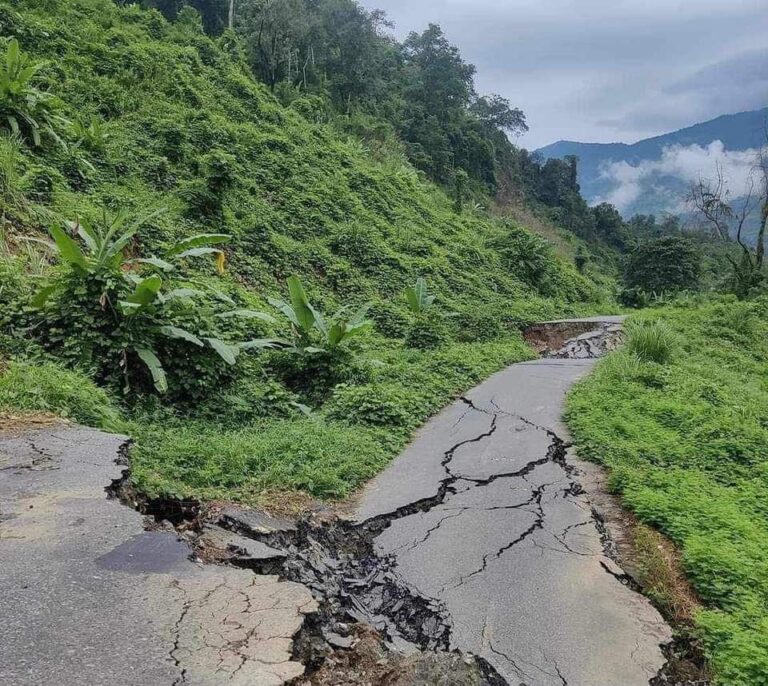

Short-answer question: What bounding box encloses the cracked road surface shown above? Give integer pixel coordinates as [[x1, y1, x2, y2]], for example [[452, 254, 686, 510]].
[[355, 320, 672, 686], [0, 427, 317, 686]]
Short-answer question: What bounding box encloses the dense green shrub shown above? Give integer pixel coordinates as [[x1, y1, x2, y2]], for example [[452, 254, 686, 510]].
[[31, 211, 266, 395], [492, 223, 557, 293], [197, 373, 301, 424], [623, 236, 702, 300], [369, 300, 410, 338], [263, 348, 370, 404], [452, 308, 504, 342], [405, 314, 450, 349], [326, 383, 421, 429], [180, 148, 236, 218]]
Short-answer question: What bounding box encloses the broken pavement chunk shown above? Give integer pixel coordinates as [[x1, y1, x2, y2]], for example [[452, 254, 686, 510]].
[[219, 505, 297, 537], [199, 523, 287, 562]]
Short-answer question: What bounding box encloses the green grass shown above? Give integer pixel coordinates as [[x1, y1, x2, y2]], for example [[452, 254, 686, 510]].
[[0, 296, 534, 502], [0, 332, 533, 502], [566, 298, 768, 685], [128, 336, 535, 501], [0, 0, 613, 331], [0, 359, 122, 429], [0, 0, 612, 505], [128, 417, 394, 501], [624, 319, 675, 364]]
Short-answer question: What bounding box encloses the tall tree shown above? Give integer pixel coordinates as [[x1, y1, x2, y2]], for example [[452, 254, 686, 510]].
[[623, 236, 702, 296], [471, 94, 528, 138], [401, 24, 475, 123]]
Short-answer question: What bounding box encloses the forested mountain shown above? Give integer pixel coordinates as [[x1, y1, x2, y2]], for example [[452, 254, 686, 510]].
[[537, 108, 768, 222], [0, 0, 615, 403]]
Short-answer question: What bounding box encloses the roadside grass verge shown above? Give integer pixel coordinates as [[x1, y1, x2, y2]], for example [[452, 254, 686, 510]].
[[566, 298, 768, 685], [0, 332, 534, 502], [0, 359, 122, 431], [127, 337, 535, 501]]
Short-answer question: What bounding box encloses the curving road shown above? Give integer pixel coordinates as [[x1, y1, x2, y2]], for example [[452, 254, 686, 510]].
[[0, 318, 672, 686], [355, 319, 672, 686]]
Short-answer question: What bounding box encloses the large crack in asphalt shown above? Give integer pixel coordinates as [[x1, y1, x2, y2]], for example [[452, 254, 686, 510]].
[[201, 378, 603, 685], [206, 401, 518, 684], [115, 321, 681, 685]]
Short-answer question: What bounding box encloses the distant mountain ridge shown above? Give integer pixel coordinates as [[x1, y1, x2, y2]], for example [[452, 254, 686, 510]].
[[536, 108, 767, 220]]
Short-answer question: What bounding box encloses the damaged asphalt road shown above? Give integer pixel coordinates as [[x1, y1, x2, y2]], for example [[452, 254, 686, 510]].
[[354, 319, 672, 686], [0, 428, 317, 686], [0, 318, 673, 686]]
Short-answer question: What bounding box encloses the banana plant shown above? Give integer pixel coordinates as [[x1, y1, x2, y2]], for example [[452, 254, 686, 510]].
[[269, 276, 372, 353], [112, 267, 277, 392], [32, 209, 277, 393], [43, 209, 230, 277], [0, 39, 66, 147], [71, 116, 108, 152], [404, 277, 436, 314]]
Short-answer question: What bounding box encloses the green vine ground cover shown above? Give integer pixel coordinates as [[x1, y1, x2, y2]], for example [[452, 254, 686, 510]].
[[566, 299, 768, 685], [0, 0, 614, 502]]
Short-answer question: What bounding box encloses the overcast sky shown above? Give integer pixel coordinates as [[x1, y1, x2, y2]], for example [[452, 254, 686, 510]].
[[359, 0, 768, 149]]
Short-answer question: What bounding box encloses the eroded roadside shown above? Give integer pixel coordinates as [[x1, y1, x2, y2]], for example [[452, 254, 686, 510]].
[[1, 319, 695, 686], [116, 318, 677, 686]]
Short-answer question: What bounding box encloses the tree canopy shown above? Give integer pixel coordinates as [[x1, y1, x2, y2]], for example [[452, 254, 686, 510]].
[[624, 236, 702, 295], [139, 0, 694, 261]]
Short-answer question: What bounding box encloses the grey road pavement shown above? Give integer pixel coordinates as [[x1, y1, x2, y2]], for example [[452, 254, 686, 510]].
[[355, 321, 671, 686], [0, 427, 316, 686]]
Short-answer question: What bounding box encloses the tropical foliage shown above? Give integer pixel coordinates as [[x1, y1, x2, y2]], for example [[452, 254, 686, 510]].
[[268, 276, 372, 354], [0, 38, 64, 147], [404, 277, 435, 314], [0, 0, 607, 420], [622, 236, 702, 303], [31, 210, 273, 394]]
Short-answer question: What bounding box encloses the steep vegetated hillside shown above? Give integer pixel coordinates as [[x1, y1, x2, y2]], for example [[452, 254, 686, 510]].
[[0, 0, 614, 502]]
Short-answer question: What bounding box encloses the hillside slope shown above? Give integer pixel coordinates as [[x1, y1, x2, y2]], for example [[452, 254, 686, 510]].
[[0, 0, 604, 324], [0, 0, 614, 503]]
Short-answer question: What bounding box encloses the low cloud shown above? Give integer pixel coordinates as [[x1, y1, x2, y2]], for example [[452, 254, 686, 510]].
[[595, 140, 760, 212]]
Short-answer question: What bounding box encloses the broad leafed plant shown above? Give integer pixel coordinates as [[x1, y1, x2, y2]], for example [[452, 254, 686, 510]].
[[269, 276, 372, 354], [33, 209, 276, 394], [0, 39, 66, 147]]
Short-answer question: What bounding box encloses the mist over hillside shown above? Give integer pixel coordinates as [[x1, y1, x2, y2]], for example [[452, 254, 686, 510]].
[[537, 108, 767, 229]]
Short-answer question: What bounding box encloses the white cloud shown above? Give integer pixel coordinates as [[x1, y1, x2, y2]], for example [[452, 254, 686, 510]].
[[595, 141, 760, 212]]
